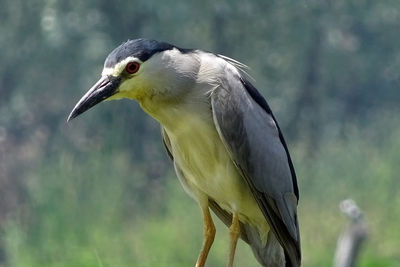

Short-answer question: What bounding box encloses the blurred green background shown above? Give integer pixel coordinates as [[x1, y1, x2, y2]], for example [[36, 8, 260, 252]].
[[1, 0, 400, 266]]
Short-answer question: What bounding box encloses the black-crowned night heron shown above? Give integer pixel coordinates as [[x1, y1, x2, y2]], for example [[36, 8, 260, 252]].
[[68, 39, 301, 267]]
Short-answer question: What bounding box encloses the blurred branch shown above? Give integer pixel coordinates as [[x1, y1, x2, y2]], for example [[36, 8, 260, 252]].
[[334, 199, 368, 267]]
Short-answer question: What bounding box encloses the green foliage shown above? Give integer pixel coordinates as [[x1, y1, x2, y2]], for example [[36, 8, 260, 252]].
[[2, 151, 259, 267], [295, 116, 400, 266], [2, 117, 400, 266]]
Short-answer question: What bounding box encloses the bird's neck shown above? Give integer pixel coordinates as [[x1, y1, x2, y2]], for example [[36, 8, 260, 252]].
[[136, 82, 213, 133]]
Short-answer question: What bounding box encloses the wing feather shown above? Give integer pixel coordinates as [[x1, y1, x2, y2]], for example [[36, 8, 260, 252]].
[[211, 70, 301, 266]]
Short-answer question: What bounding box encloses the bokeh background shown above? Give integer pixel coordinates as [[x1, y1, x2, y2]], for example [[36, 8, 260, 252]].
[[1, 0, 400, 266]]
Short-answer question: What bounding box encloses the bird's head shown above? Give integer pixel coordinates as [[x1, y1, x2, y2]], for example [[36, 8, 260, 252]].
[[67, 39, 199, 121]]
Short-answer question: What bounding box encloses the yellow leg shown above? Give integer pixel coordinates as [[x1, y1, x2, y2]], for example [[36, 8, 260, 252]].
[[227, 212, 240, 267], [196, 207, 216, 267]]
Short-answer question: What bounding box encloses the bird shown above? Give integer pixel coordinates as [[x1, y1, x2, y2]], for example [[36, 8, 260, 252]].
[[67, 38, 301, 267]]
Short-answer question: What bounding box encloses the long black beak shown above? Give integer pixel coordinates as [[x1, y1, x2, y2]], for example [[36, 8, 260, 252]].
[[67, 76, 121, 122]]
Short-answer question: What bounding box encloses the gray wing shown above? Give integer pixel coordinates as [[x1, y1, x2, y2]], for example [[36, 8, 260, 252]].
[[211, 71, 301, 266]]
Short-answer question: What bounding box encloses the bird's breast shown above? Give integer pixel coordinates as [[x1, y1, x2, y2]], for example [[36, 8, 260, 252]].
[[140, 91, 270, 242], [164, 111, 267, 231], [168, 117, 238, 202]]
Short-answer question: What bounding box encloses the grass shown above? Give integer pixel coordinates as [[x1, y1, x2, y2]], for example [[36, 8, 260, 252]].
[[2, 119, 400, 266]]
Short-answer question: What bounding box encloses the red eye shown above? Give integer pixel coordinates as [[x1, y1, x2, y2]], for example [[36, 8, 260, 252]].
[[125, 62, 140, 74]]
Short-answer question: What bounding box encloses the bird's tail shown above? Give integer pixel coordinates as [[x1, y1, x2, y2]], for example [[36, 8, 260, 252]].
[[242, 224, 289, 267]]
